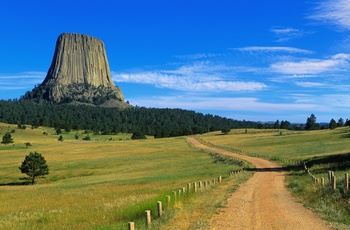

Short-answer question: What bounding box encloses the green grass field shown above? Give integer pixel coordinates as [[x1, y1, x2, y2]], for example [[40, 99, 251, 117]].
[[201, 128, 350, 229], [0, 123, 248, 229], [3, 124, 349, 229]]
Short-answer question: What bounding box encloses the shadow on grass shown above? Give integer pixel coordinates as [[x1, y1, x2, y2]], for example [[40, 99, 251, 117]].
[[0, 177, 32, 186], [245, 167, 285, 172], [305, 152, 350, 172], [0, 181, 31, 186]]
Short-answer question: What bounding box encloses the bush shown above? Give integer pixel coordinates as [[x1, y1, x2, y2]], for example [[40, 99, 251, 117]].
[[131, 131, 146, 140], [83, 136, 91, 141]]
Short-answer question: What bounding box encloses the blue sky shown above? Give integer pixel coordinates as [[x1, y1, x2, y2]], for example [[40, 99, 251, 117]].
[[1, 0, 350, 123]]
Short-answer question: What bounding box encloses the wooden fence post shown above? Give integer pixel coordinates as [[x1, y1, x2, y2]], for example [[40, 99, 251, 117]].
[[345, 173, 349, 191], [193, 182, 197, 192], [328, 171, 332, 183], [128, 222, 134, 230], [332, 176, 336, 190], [187, 183, 191, 193], [173, 191, 177, 202], [145, 210, 151, 228], [321, 177, 325, 186], [166, 195, 171, 207], [218, 175, 222, 184], [157, 201, 162, 217]]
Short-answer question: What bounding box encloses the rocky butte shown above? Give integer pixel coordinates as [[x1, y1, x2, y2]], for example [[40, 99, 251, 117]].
[[25, 33, 129, 108]]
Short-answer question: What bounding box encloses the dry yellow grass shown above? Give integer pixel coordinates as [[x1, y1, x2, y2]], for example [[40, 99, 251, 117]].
[[200, 128, 350, 160], [0, 123, 243, 229]]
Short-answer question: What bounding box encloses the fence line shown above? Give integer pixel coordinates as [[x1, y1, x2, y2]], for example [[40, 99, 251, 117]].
[[192, 136, 301, 165], [304, 163, 349, 192], [126, 138, 247, 229]]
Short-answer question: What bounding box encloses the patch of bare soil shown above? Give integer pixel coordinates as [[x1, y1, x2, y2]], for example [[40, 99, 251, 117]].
[[187, 137, 332, 230]]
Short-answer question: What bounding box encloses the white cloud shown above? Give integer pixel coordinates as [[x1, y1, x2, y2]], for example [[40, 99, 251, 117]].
[[0, 72, 45, 90], [133, 93, 350, 121], [270, 74, 316, 83], [270, 27, 308, 42], [310, 0, 350, 30], [234, 46, 312, 54], [291, 93, 350, 109], [174, 53, 222, 60], [113, 72, 266, 92], [129, 96, 321, 113], [112, 61, 267, 92], [270, 53, 350, 74], [294, 81, 327, 88]]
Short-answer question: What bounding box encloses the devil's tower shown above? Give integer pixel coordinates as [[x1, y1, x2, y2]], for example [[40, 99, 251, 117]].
[[25, 33, 128, 108]]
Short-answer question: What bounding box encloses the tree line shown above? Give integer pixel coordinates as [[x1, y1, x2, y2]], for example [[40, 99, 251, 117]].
[[2, 100, 347, 137], [0, 99, 259, 138]]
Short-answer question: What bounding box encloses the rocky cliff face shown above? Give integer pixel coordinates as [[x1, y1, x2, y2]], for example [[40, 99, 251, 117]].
[[25, 33, 128, 108]]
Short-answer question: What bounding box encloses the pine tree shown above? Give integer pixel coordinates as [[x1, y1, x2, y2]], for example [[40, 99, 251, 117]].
[[1, 132, 14, 145], [305, 114, 320, 130], [329, 119, 337, 130], [19, 152, 49, 185]]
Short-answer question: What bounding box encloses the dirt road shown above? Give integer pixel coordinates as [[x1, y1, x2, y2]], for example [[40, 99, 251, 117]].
[[187, 137, 332, 230]]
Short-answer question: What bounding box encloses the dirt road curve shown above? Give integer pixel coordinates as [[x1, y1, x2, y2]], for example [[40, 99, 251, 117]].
[[187, 137, 332, 230]]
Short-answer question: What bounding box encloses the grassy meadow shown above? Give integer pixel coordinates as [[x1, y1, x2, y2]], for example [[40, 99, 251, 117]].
[[200, 128, 350, 229], [0, 123, 248, 229]]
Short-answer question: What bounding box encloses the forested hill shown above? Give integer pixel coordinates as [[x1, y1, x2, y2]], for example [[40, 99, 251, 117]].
[[0, 99, 257, 138]]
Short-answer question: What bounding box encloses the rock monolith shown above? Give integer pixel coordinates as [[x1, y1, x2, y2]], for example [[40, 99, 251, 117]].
[[25, 33, 128, 108]]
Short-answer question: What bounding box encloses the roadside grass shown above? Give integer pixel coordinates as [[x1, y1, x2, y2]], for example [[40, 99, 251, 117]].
[[286, 153, 350, 229], [0, 123, 245, 229], [200, 128, 350, 229], [159, 171, 253, 230], [201, 128, 350, 162]]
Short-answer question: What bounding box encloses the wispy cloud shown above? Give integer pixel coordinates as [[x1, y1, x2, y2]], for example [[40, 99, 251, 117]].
[[112, 72, 266, 92], [291, 93, 350, 109], [234, 46, 312, 54], [174, 53, 222, 60], [294, 81, 327, 88], [270, 53, 350, 74], [129, 96, 322, 113], [270, 27, 308, 42], [0, 72, 45, 90], [269, 74, 316, 83], [309, 0, 350, 30], [112, 62, 267, 92], [128, 94, 350, 120]]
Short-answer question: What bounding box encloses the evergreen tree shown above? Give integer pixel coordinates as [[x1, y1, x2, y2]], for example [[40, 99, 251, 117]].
[[131, 131, 146, 140], [337, 118, 344, 127], [19, 152, 49, 185], [1, 132, 14, 145], [305, 114, 320, 130], [221, 127, 231, 135], [346, 118, 350, 127], [55, 127, 62, 135], [329, 118, 337, 130], [274, 120, 280, 129], [280, 120, 291, 129]]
